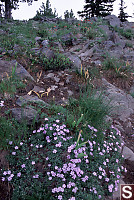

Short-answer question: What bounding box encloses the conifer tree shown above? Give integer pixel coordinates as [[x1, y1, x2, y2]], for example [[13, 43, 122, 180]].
[[78, 0, 115, 18], [64, 9, 75, 19], [34, 0, 58, 19], [118, 0, 129, 22]]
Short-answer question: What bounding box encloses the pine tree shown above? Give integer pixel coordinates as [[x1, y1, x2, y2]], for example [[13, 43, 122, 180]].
[[64, 9, 75, 19], [78, 0, 115, 19], [118, 0, 129, 22], [34, 0, 58, 19]]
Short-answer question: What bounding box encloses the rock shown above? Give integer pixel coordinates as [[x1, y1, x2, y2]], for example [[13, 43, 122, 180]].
[[10, 107, 39, 124], [40, 48, 55, 59], [102, 78, 134, 122], [91, 60, 102, 66], [32, 86, 45, 93], [51, 85, 58, 91], [35, 36, 42, 42], [103, 40, 115, 49], [66, 75, 72, 84], [30, 48, 40, 55], [41, 40, 49, 47], [0, 60, 35, 82], [98, 24, 111, 37], [69, 44, 83, 53], [64, 52, 82, 73], [79, 47, 95, 58], [47, 73, 55, 78], [53, 76, 60, 83], [16, 95, 49, 107], [122, 146, 134, 161], [112, 179, 125, 200], [104, 15, 121, 27], [51, 41, 64, 52], [122, 51, 134, 61], [67, 90, 73, 96], [61, 33, 74, 46]]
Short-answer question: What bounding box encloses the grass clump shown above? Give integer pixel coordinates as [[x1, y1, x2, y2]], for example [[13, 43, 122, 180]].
[[29, 51, 72, 71], [0, 65, 26, 96], [65, 86, 111, 134], [114, 26, 134, 40]]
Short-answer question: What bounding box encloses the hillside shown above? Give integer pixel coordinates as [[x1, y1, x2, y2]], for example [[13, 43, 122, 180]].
[[0, 15, 134, 200]]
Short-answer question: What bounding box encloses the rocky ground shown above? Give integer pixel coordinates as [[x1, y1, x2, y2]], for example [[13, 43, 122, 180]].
[[0, 15, 134, 199]]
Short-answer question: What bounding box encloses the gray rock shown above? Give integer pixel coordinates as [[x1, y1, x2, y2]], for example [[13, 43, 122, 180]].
[[47, 73, 55, 78], [10, 107, 39, 124], [102, 40, 115, 50], [122, 51, 134, 61], [30, 48, 40, 55], [32, 86, 45, 93], [91, 60, 102, 66], [102, 78, 134, 122], [122, 146, 134, 161], [67, 90, 73, 96], [16, 95, 49, 107], [53, 76, 60, 83], [64, 52, 82, 73], [51, 85, 58, 91], [51, 41, 64, 52], [0, 60, 35, 82], [35, 37, 42, 42], [61, 33, 74, 46], [98, 24, 111, 37], [41, 40, 49, 47], [40, 48, 55, 59], [104, 15, 121, 27]]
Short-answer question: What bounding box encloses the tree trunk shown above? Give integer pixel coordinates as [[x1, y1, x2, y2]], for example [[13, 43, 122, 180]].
[[5, 0, 12, 19]]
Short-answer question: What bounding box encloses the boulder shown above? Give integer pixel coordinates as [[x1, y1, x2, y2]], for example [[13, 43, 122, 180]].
[[104, 15, 121, 27], [50, 41, 64, 52], [0, 60, 35, 81], [122, 146, 134, 161], [16, 95, 49, 107], [64, 52, 82, 73], [10, 107, 39, 124], [102, 78, 134, 122], [61, 33, 74, 46], [40, 48, 55, 59]]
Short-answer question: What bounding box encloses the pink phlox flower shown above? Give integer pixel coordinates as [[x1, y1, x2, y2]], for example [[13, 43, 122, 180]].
[[21, 164, 26, 168], [17, 172, 21, 177]]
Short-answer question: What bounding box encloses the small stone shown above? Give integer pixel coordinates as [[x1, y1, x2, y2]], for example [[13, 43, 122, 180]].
[[67, 90, 73, 96], [47, 73, 55, 78], [54, 76, 60, 83], [51, 85, 58, 91], [122, 146, 134, 161], [59, 82, 64, 86]]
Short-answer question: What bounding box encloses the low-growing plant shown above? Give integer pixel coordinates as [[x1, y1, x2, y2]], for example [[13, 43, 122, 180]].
[[66, 85, 111, 132], [0, 64, 26, 96], [1, 116, 127, 200], [29, 51, 72, 71], [114, 26, 134, 40], [125, 42, 133, 48]]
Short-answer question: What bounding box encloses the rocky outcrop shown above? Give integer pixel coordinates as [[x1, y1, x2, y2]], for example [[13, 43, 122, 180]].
[[102, 78, 134, 122], [0, 60, 35, 81]]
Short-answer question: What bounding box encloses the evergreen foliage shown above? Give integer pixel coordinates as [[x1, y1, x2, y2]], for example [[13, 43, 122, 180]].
[[33, 0, 58, 20], [78, 0, 116, 18], [64, 9, 75, 19], [118, 0, 129, 22]]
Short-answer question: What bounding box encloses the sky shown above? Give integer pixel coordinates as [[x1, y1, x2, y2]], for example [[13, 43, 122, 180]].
[[10, 0, 134, 21]]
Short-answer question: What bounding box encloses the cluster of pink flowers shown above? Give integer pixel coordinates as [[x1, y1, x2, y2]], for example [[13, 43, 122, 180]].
[[0, 100, 4, 107]]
